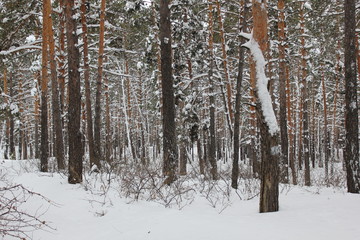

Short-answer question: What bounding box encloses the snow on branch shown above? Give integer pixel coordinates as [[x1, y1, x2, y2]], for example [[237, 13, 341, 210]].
[[242, 33, 279, 136], [0, 40, 42, 55]]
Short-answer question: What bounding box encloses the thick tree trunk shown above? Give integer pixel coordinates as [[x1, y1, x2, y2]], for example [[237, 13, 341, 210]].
[[344, 0, 360, 193], [160, 0, 178, 184], [232, 0, 249, 189], [249, 0, 280, 213], [65, 0, 83, 184], [94, 0, 107, 164]]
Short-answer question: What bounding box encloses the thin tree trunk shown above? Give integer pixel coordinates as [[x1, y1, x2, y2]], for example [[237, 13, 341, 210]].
[[286, 65, 297, 185], [215, 0, 233, 136], [105, 74, 111, 163], [65, 0, 83, 184], [45, 0, 65, 170], [40, 0, 49, 171], [80, 0, 99, 169], [232, 0, 248, 189], [278, 0, 289, 183], [300, 2, 310, 186], [207, 0, 218, 180], [321, 65, 329, 182], [34, 71, 40, 159], [94, 0, 107, 164], [58, 0, 66, 115]]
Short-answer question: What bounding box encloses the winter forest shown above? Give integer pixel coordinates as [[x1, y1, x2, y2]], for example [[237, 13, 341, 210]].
[[0, 0, 360, 239]]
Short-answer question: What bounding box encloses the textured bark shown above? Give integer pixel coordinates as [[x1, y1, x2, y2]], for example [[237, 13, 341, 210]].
[[207, 0, 218, 180], [278, 0, 289, 183], [251, 0, 279, 213], [45, 0, 65, 170], [232, 0, 248, 189], [40, 0, 49, 171], [160, 0, 178, 184], [94, 0, 107, 164], [80, 0, 99, 169], [344, 0, 360, 193], [65, 0, 83, 184]]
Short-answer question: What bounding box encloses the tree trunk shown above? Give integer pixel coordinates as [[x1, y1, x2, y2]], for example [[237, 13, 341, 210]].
[[344, 0, 360, 193], [215, 0, 233, 136], [207, 0, 218, 180], [65, 0, 83, 184], [278, 0, 289, 183], [45, 0, 65, 170], [300, 2, 310, 186], [321, 65, 329, 182], [232, 0, 249, 189], [94, 0, 107, 164], [40, 0, 49, 171], [286, 65, 297, 184], [80, 0, 99, 169], [249, 0, 280, 213], [160, 0, 178, 184]]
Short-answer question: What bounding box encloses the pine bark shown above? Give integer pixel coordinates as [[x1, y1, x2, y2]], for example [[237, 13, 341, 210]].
[[251, 0, 279, 213], [344, 0, 360, 193], [40, 0, 49, 171], [65, 0, 83, 184], [160, 0, 178, 184]]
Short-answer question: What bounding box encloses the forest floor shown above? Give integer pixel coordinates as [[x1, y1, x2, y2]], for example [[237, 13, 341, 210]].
[[1, 159, 360, 240]]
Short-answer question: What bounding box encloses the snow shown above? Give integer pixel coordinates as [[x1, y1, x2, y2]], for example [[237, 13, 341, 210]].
[[1, 160, 360, 240], [241, 32, 280, 136], [304, 2, 312, 11]]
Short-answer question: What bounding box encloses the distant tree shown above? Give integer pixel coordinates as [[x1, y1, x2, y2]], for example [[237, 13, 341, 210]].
[[344, 0, 360, 193], [94, 0, 107, 167], [232, 0, 249, 189]]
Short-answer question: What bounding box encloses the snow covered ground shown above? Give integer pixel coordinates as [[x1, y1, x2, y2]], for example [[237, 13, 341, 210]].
[[1, 159, 360, 240]]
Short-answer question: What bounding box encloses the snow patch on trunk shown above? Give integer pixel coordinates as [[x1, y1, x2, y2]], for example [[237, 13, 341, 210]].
[[241, 32, 279, 136]]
